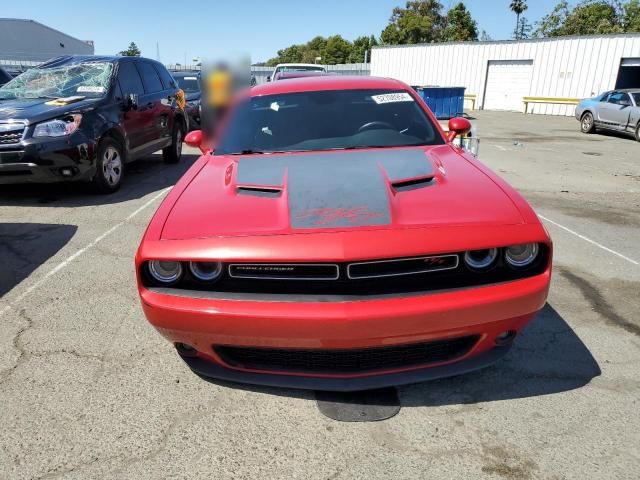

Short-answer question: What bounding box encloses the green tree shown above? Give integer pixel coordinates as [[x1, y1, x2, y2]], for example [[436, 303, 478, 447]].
[[380, 0, 447, 44], [515, 16, 533, 39], [118, 42, 141, 57], [622, 0, 640, 31], [323, 35, 353, 64], [510, 0, 529, 39], [479, 29, 493, 41], [536, 0, 626, 37], [442, 2, 478, 41], [348, 35, 379, 63]]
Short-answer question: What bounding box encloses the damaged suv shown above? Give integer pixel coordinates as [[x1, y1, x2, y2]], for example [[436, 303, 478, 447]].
[[0, 55, 187, 193]]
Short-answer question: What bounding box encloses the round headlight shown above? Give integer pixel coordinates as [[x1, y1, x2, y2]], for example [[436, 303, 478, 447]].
[[464, 248, 498, 270], [148, 260, 183, 284], [505, 243, 539, 268], [189, 261, 222, 282]]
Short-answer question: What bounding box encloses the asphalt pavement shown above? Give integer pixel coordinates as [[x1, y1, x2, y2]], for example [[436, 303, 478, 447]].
[[0, 111, 638, 479]]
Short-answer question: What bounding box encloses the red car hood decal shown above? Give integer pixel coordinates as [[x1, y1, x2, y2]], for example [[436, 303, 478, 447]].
[[161, 145, 524, 240]]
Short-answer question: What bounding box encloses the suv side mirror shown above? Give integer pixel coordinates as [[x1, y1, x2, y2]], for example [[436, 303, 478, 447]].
[[125, 93, 138, 111]]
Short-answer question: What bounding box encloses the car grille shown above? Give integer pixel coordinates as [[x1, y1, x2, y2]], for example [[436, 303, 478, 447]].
[[0, 125, 25, 145], [214, 335, 479, 374]]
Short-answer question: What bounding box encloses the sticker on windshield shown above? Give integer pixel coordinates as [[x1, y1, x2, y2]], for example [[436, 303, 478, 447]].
[[77, 86, 105, 93], [371, 93, 414, 104], [184, 76, 197, 80]]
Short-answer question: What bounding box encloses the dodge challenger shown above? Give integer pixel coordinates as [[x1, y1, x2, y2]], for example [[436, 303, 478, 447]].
[[136, 76, 552, 391]]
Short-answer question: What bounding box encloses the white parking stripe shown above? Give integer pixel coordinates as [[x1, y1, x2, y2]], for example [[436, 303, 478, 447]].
[[0, 187, 171, 318], [539, 214, 639, 266]]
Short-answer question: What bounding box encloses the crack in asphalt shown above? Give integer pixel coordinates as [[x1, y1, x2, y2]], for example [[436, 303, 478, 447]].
[[0, 308, 33, 386]]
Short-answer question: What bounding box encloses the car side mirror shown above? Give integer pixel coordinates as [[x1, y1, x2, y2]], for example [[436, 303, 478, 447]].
[[620, 99, 631, 107], [125, 93, 138, 111], [446, 117, 472, 142], [185, 130, 210, 154]]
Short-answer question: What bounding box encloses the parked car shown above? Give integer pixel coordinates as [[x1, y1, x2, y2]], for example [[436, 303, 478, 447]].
[[136, 76, 552, 391], [267, 63, 326, 82], [0, 55, 187, 193], [171, 71, 201, 129], [576, 89, 640, 141], [0, 67, 12, 86]]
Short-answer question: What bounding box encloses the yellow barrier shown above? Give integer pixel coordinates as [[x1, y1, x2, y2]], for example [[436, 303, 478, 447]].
[[523, 96, 581, 113], [464, 94, 477, 110]]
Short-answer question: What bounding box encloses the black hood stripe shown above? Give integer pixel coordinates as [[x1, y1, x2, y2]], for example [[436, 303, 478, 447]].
[[237, 149, 432, 229]]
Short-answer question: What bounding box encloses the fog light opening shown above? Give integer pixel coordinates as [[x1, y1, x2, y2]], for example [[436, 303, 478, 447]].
[[176, 343, 198, 357], [495, 330, 517, 346]]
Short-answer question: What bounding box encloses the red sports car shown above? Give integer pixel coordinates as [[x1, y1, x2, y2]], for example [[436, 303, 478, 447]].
[[136, 76, 551, 391]]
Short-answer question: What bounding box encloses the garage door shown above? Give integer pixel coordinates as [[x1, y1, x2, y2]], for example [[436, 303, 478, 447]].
[[483, 60, 534, 111]]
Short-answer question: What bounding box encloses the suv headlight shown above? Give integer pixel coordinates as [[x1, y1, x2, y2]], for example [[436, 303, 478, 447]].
[[33, 114, 82, 138]]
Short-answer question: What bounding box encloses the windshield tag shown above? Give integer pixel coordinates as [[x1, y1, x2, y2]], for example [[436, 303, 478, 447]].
[[77, 86, 104, 93], [371, 93, 413, 104], [184, 76, 197, 80]]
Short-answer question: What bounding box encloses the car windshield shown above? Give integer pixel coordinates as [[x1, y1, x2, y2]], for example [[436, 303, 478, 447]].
[[632, 92, 640, 105], [174, 75, 200, 93], [276, 65, 325, 73], [0, 62, 113, 100], [215, 89, 443, 155]]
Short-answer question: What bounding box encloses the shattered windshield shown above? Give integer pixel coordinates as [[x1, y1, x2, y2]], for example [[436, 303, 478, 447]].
[[0, 62, 113, 100]]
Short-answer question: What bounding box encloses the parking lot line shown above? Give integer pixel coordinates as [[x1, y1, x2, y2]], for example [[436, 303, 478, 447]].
[[0, 186, 172, 318], [539, 214, 639, 266]]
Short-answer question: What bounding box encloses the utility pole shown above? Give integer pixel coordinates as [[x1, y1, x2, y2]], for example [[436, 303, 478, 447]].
[[156, 42, 160, 62]]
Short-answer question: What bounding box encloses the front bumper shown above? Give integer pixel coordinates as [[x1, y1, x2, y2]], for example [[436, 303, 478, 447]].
[[139, 268, 550, 390], [0, 132, 97, 184]]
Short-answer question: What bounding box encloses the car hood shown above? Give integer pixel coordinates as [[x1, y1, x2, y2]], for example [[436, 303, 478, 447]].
[[0, 97, 100, 123], [161, 145, 525, 240]]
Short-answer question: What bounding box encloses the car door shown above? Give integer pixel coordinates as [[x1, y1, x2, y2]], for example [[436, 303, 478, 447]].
[[597, 92, 633, 130], [136, 61, 172, 151], [115, 60, 147, 155]]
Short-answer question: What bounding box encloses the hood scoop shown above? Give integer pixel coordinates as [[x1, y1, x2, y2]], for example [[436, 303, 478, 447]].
[[391, 175, 435, 192], [237, 185, 282, 197]]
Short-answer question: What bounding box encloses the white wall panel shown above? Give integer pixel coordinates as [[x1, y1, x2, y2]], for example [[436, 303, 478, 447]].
[[371, 35, 640, 116]]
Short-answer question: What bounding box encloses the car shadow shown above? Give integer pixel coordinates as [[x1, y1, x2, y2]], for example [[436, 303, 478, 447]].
[[0, 222, 77, 297], [593, 128, 637, 142], [0, 152, 199, 208], [197, 304, 600, 407]]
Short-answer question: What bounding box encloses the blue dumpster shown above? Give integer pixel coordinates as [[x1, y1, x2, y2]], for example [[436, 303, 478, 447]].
[[412, 86, 466, 119]]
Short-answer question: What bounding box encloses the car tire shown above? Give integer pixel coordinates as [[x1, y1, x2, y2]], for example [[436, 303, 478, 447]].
[[163, 122, 184, 164], [635, 123, 640, 142], [580, 112, 596, 134], [91, 137, 124, 194]]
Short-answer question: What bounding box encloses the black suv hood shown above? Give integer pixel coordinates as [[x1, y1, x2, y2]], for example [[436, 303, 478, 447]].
[[0, 97, 101, 124]]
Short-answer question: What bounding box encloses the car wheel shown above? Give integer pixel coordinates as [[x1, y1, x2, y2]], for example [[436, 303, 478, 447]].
[[163, 122, 184, 164], [91, 138, 124, 194], [635, 123, 640, 142], [580, 112, 596, 134]]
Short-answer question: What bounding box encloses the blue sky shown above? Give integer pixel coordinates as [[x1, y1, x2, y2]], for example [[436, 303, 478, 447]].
[[4, 0, 561, 63]]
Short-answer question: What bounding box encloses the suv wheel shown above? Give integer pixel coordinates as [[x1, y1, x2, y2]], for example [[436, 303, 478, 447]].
[[580, 112, 596, 134], [163, 122, 184, 164], [92, 138, 124, 194]]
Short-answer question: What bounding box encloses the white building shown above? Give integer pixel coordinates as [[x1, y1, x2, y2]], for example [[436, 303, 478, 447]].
[[371, 34, 640, 116]]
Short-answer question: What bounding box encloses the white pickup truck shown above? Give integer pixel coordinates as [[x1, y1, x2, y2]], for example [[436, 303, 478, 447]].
[[268, 63, 327, 82]]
